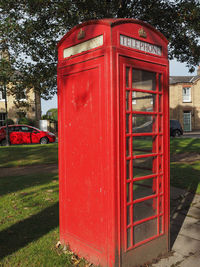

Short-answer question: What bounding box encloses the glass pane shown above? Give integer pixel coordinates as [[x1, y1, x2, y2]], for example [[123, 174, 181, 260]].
[[127, 205, 130, 225], [132, 91, 156, 112], [133, 198, 157, 222], [132, 69, 156, 91], [133, 156, 157, 178], [132, 91, 136, 106], [126, 114, 129, 133], [159, 115, 162, 132], [133, 218, 157, 244], [159, 74, 162, 92], [159, 196, 163, 213], [127, 227, 131, 248], [126, 160, 130, 179], [159, 176, 163, 193], [158, 136, 162, 153], [132, 136, 157, 156], [126, 91, 130, 110], [127, 183, 130, 202], [132, 115, 157, 133], [126, 137, 130, 157], [133, 178, 157, 200], [159, 216, 163, 234], [126, 67, 130, 88], [159, 94, 162, 112], [158, 156, 163, 173]]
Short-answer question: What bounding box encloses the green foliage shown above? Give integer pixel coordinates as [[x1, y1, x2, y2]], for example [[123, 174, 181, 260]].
[[6, 118, 14, 125], [46, 108, 58, 121], [0, 0, 200, 101], [18, 116, 35, 126]]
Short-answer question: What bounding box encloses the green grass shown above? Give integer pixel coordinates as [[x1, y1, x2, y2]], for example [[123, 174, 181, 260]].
[[170, 161, 200, 194], [0, 171, 86, 266], [0, 143, 58, 167], [170, 137, 200, 154], [170, 137, 200, 194], [0, 144, 88, 266]]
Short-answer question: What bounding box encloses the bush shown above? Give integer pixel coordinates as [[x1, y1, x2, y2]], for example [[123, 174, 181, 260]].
[[6, 119, 14, 125], [18, 117, 35, 126]]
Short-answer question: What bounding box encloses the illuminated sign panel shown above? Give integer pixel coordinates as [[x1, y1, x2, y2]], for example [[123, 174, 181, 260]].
[[63, 35, 103, 58], [120, 35, 162, 56]]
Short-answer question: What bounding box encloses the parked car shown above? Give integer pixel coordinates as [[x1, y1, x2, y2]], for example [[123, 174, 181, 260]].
[[0, 124, 56, 146], [170, 120, 183, 137]]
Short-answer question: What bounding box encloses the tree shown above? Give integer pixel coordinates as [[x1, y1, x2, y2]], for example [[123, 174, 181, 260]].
[[0, 46, 16, 145], [42, 108, 58, 122], [1, 0, 200, 100]]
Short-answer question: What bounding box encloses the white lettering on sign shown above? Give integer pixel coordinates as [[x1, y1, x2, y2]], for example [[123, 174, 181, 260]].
[[63, 35, 103, 58], [120, 35, 162, 56]]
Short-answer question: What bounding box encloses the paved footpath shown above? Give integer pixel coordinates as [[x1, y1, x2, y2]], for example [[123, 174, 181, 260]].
[[152, 187, 200, 267]]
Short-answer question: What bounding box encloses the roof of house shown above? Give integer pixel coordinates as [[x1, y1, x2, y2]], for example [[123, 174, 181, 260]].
[[170, 67, 200, 85]]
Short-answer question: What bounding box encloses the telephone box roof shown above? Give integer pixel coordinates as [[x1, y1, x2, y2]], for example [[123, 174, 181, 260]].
[[57, 18, 168, 48]]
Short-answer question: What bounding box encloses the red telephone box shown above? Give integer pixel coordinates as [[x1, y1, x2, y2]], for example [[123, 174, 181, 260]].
[[57, 19, 169, 267]]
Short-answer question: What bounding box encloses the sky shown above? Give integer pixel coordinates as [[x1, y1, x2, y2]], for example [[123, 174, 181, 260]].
[[41, 59, 199, 115]]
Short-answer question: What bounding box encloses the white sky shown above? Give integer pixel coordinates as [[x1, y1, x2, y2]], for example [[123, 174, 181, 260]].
[[41, 59, 199, 115]]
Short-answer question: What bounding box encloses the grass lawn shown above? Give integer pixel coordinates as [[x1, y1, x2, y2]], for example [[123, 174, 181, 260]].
[[170, 138, 200, 194], [0, 171, 87, 266], [0, 143, 88, 266], [0, 143, 58, 167], [170, 137, 200, 154]]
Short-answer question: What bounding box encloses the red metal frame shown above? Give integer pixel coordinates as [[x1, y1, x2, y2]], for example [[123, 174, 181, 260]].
[[57, 18, 169, 267], [121, 61, 166, 250]]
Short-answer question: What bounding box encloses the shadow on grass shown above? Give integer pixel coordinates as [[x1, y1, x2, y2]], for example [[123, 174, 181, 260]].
[[0, 172, 58, 197], [0, 143, 58, 167], [170, 138, 200, 154], [170, 162, 199, 248], [0, 202, 59, 259]]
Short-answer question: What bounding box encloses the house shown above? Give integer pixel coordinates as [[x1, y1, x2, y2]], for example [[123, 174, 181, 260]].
[[170, 67, 200, 131], [0, 85, 41, 127], [0, 50, 41, 127]]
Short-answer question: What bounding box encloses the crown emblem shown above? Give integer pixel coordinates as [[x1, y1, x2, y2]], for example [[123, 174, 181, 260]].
[[138, 28, 147, 38], [77, 29, 85, 40]]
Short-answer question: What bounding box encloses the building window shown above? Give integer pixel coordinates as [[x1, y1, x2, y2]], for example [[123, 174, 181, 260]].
[[182, 87, 191, 103], [16, 89, 26, 101], [0, 86, 5, 101], [0, 113, 6, 126]]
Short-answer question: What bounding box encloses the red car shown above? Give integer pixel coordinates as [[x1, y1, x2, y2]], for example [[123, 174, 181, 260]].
[[0, 125, 56, 146]]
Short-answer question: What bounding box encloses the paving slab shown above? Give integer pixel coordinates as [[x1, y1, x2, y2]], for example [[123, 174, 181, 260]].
[[152, 187, 200, 266], [192, 199, 200, 209], [172, 234, 200, 255], [180, 250, 200, 267], [151, 252, 184, 267], [192, 194, 200, 202], [181, 206, 200, 219], [178, 217, 200, 240]]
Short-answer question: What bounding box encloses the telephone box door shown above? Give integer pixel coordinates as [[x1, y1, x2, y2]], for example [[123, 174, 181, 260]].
[[120, 57, 169, 265]]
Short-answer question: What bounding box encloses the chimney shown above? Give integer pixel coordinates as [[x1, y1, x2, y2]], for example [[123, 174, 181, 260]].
[[198, 66, 200, 76]]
